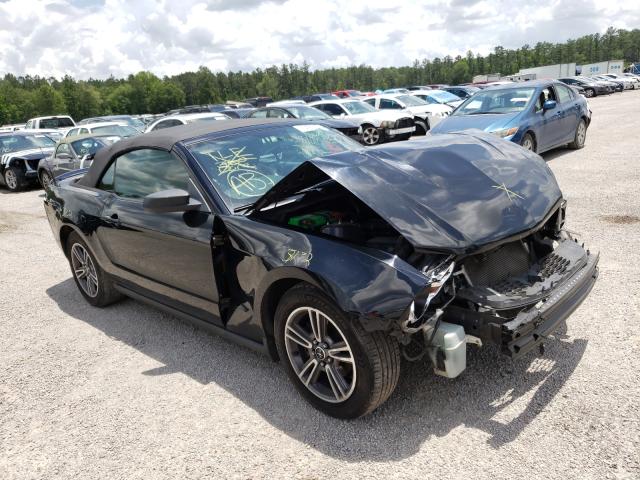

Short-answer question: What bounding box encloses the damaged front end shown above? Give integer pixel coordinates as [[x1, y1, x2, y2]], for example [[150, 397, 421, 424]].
[[398, 203, 599, 377]]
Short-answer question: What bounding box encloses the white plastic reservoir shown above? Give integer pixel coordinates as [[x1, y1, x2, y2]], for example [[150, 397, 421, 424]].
[[428, 322, 467, 378]]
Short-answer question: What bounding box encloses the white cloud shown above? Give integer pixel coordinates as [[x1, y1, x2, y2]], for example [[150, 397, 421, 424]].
[[0, 0, 637, 79]]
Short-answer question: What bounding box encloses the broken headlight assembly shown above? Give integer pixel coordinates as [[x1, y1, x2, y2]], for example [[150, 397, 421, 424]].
[[401, 259, 455, 334]]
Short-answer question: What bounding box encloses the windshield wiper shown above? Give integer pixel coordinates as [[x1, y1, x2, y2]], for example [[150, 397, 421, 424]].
[[466, 111, 505, 115], [232, 178, 333, 214]]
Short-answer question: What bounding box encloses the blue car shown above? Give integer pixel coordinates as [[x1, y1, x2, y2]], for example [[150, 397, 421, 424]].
[[430, 80, 591, 153]]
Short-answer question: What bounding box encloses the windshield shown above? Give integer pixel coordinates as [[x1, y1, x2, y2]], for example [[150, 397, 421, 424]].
[[342, 101, 376, 114], [453, 87, 537, 115], [70, 138, 107, 157], [0, 134, 56, 153], [396, 95, 427, 106], [188, 125, 361, 210], [428, 91, 461, 103], [92, 125, 138, 137], [39, 117, 74, 128], [286, 106, 331, 120]]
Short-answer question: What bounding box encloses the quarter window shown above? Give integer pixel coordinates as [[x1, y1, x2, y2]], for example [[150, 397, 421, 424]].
[[98, 149, 190, 199]]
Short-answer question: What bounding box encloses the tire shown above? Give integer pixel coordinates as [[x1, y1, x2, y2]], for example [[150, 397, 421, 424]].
[[39, 170, 52, 189], [66, 232, 123, 307], [414, 120, 428, 136], [361, 124, 382, 146], [3, 166, 26, 192], [569, 119, 587, 149], [521, 133, 536, 152], [584, 88, 595, 98], [274, 283, 400, 418]]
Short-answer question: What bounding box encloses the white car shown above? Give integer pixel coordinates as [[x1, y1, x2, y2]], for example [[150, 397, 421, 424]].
[[24, 116, 75, 130], [308, 99, 415, 145], [145, 112, 231, 132], [363, 93, 452, 134], [65, 122, 139, 138], [603, 73, 639, 89], [0, 124, 25, 132], [409, 89, 465, 109]]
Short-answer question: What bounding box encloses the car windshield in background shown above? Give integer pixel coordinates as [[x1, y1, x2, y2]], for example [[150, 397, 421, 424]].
[[92, 125, 138, 137], [286, 106, 331, 120], [70, 138, 107, 157], [342, 101, 376, 114], [39, 118, 74, 128], [0, 134, 56, 153], [347, 90, 363, 96], [396, 95, 428, 106], [453, 87, 536, 115], [190, 115, 229, 123], [188, 125, 361, 210], [429, 91, 461, 103]]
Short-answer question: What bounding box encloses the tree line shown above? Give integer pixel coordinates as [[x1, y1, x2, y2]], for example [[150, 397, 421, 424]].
[[1, 27, 639, 125]]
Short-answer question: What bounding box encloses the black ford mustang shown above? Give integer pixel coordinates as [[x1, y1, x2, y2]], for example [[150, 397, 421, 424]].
[[44, 119, 598, 418]]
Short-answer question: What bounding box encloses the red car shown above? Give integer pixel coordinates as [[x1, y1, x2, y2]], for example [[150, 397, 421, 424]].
[[331, 89, 364, 98]]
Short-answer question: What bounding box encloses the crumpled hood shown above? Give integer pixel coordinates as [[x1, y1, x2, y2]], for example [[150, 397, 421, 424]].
[[430, 112, 520, 135], [252, 131, 562, 253]]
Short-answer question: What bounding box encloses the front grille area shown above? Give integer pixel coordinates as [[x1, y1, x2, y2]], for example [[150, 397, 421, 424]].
[[395, 117, 415, 129], [463, 242, 530, 286]]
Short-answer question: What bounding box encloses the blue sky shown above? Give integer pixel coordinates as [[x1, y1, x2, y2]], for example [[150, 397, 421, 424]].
[[0, 0, 638, 79]]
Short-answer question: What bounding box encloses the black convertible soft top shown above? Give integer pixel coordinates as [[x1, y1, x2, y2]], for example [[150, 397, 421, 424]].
[[78, 118, 291, 187]]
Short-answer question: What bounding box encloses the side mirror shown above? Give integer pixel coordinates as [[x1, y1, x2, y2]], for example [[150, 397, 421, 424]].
[[143, 189, 202, 213], [543, 100, 557, 111]]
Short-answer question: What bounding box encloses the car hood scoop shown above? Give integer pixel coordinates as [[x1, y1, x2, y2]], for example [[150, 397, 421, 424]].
[[251, 132, 562, 253]]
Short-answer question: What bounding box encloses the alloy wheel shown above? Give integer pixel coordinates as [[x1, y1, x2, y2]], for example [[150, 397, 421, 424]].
[[522, 136, 534, 151], [576, 121, 586, 147], [40, 171, 52, 189], [585, 89, 594, 98], [284, 307, 356, 403], [71, 243, 99, 298], [4, 170, 17, 190], [362, 127, 380, 145]]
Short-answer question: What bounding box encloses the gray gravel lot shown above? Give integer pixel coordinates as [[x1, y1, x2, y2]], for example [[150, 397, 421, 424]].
[[1, 92, 639, 480]]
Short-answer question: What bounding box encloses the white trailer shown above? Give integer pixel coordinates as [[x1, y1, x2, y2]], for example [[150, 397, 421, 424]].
[[517, 63, 577, 79], [472, 73, 501, 83], [579, 60, 624, 75]]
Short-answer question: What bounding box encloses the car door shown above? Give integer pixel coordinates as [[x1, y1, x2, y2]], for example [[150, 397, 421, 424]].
[[554, 83, 580, 143], [534, 86, 564, 151], [52, 143, 74, 176], [94, 148, 223, 324]]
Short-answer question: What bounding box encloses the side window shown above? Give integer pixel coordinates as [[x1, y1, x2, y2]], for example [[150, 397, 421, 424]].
[[250, 110, 268, 118], [380, 99, 401, 109], [322, 103, 345, 116], [55, 143, 71, 158], [536, 87, 558, 111], [67, 128, 79, 137], [556, 84, 573, 103], [267, 109, 289, 118], [152, 119, 182, 131], [98, 149, 190, 199], [79, 128, 89, 134], [363, 98, 376, 107]]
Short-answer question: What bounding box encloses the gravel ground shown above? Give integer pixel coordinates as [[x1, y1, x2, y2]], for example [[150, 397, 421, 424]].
[[1, 92, 639, 480]]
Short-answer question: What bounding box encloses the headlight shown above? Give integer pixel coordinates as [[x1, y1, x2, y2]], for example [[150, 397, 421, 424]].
[[379, 120, 395, 128], [492, 127, 519, 138]]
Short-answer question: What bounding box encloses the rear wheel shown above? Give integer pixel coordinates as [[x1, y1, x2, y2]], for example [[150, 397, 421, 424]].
[[569, 119, 587, 149], [361, 124, 382, 145], [4, 166, 25, 192], [275, 284, 400, 418], [521, 133, 536, 152], [66, 232, 123, 307]]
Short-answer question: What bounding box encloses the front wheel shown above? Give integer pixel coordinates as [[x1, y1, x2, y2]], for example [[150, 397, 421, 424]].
[[3, 166, 26, 192], [39, 170, 52, 189], [569, 119, 587, 149], [275, 284, 400, 418], [361, 124, 382, 145], [66, 232, 123, 307], [521, 133, 536, 152], [584, 88, 595, 98]]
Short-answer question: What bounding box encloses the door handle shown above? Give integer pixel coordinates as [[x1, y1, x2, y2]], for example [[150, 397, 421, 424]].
[[102, 212, 121, 227]]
